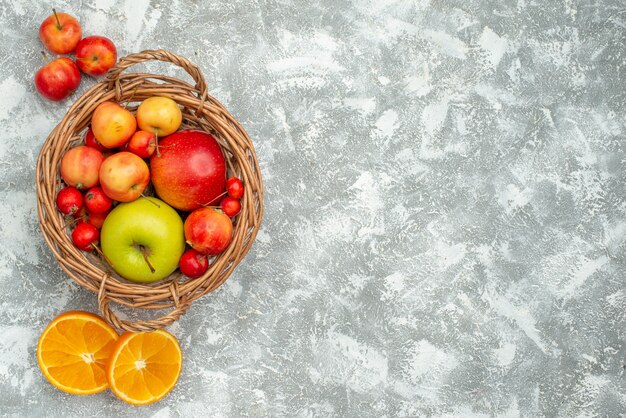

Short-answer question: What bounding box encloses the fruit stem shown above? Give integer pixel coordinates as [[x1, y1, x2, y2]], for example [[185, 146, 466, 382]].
[[140, 194, 160, 208], [40, 50, 49, 63], [198, 191, 228, 208], [123, 85, 140, 109], [139, 246, 156, 273], [52, 8, 62, 30], [155, 131, 161, 158], [64, 213, 84, 228], [92, 243, 114, 266]]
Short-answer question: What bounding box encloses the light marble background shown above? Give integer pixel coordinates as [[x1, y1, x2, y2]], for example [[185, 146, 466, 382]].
[[1, 0, 625, 416]]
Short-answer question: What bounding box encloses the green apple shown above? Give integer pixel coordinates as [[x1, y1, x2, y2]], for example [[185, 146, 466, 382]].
[[101, 197, 185, 283]]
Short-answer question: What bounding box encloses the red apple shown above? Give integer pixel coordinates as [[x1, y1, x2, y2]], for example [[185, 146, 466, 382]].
[[56, 186, 83, 216], [150, 130, 226, 211], [72, 223, 99, 251], [75, 36, 117, 76], [125, 130, 156, 158], [84, 127, 107, 151], [91, 102, 137, 148], [184, 208, 233, 255], [39, 9, 81, 54], [84, 186, 113, 214], [34, 57, 81, 101], [60, 146, 105, 189], [179, 248, 208, 279], [99, 152, 150, 202]]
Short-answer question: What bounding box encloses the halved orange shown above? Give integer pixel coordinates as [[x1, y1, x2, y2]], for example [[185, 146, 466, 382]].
[[37, 310, 119, 395], [107, 330, 182, 405]]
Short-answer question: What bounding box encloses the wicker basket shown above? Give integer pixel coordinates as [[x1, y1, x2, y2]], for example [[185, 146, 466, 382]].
[[36, 50, 264, 332]]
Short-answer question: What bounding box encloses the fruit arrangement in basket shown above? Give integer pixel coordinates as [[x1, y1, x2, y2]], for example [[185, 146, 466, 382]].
[[57, 96, 246, 282], [34, 10, 263, 406]]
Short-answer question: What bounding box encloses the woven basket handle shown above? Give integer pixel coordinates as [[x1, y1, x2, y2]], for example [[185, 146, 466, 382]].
[[104, 49, 208, 99], [98, 275, 191, 333]]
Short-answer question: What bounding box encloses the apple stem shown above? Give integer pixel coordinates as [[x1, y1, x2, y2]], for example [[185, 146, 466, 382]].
[[122, 85, 140, 110], [155, 132, 161, 158], [91, 243, 114, 266], [139, 246, 156, 273], [141, 194, 160, 208], [52, 8, 62, 30], [40, 50, 49, 63]]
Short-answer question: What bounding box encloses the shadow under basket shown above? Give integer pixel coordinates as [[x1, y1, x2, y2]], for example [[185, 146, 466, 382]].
[[36, 50, 264, 332]]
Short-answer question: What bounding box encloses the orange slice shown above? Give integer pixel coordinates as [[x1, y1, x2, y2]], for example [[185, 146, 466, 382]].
[[107, 330, 182, 405], [37, 310, 119, 395]]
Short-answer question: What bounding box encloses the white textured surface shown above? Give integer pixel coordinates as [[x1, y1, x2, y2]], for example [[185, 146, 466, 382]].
[[1, 0, 625, 416]]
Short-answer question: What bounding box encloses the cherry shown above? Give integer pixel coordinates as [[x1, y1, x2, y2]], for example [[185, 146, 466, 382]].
[[71, 223, 99, 251], [84, 127, 107, 152], [75, 207, 110, 229], [226, 177, 244, 199], [220, 196, 241, 217], [179, 248, 208, 279], [84, 186, 113, 214], [56, 186, 83, 215]]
